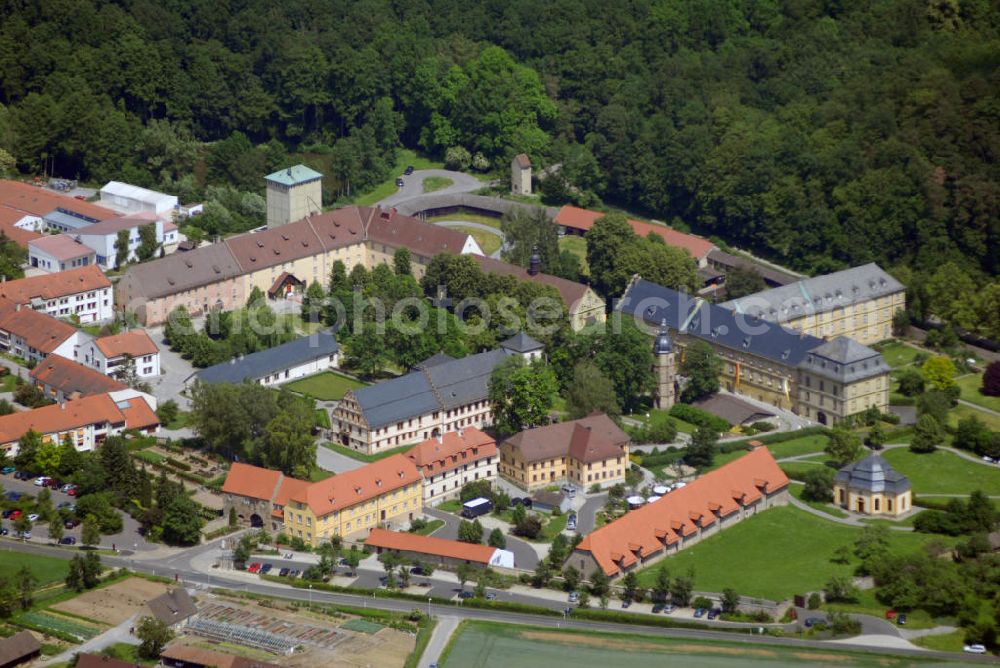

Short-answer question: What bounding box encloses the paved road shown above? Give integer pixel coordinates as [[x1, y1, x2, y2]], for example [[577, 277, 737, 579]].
[[3, 540, 986, 663], [424, 507, 539, 570], [144, 323, 197, 410], [315, 444, 366, 474], [378, 169, 483, 208], [576, 494, 607, 536], [421, 615, 460, 668]]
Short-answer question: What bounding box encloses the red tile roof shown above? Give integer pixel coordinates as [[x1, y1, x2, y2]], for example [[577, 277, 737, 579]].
[[30, 355, 127, 398], [159, 644, 281, 668], [0, 298, 78, 353], [28, 234, 95, 261], [365, 206, 473, 258], [575, 448, 789, 576], [94, 330, 159, 358], [221, 462, 283, 501], [0, 266, 110, 303], [365, 528, 498, 564], [405, 428, 496, 477], [118, 395, 160, 432], [471, 255, 591, 312], [504, 414, 628, 464], [0, 180, 115, 221], [554, 206, 716, 261], [292, 454, 421, 517], [0, 393, 127, 443]]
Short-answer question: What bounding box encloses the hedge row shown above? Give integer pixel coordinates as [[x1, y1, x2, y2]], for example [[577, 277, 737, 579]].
[[669, 404, 731, 432]]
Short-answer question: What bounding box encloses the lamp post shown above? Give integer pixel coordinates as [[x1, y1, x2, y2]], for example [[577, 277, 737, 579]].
[[308, 584, 312, 607], [427, 598, 431, 617]]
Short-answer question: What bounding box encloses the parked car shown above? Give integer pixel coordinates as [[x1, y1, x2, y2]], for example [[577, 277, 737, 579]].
[[0, 527, 7, 536], [15, 471, 31, 480], [693, 608, 706, 618], [1, 466, 15, 474], [44, 478, 61, 488], [1, 510, 12, 519], [621, 599, 632, 609], [804, 617, 823, 628], [247, 562, 262, 573], [57, 502, 73, 510], [707, 608, 720, 620], [395, 177, 405, 187], [651, 603, 664, 614], [18, 531, 31, 540], [485, 592, 497, 601], [410, 566, 424, 576], [897, 613, 907, 626], [404, 166, 414, 175], [963, 644, 987, 654], [6, 491, 22, 501], [60, 537, 77, 545], [260, 563, 273, 574], [279, 568, 290, 577], [289, 569, 300, 578], [64, 519, 80, 529], [9, 510, 22, 520], [568, 591, 579, 603], [27, 514, 39, 522], [67, 487, 78, 496], [458, 591, 473, 599], [561, 485, 576, 498], [60, 484, 75, 493], [663, 604, 675, 613], [33, 476, 50, 486]]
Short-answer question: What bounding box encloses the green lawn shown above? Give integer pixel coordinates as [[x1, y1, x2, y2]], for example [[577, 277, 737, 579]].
[[307, 468, 334, 482], [881, 448, 1000, 495], [538, 513, 569, 543], [162, 411, 191, 430], [633, 505, 941, 600], [412, 519, 445, 536], [779, 460, 830, 481], [133, 450, 165, 465], [912, 630, 966, 653], [321, 441, 412, 463], [558, 235, 589, 275], [427, 213, 502, 230], [824, 587, 940, 630], [948, 403, 1000, 431], [422, 176, 453, 193], [314, 408, 331, 429], [627, 409, 693, 437], [441, 621, 933, 668], [283, 371, 367, 401], [0, 551, 70, 586], [354, 149, 445, 206], [0, 374, 17, 392], [789, 483, 849, 518], [763, 434, 829, 459], [955, 372, 1000, 413], [436, 499, 463, 513], [451, 225, 502, 256], [874, 341, 923, 369]]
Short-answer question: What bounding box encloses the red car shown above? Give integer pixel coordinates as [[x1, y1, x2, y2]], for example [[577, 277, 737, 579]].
[[67, 487, 77, 496], [247, 562, 262, 573], [8, 510, 22, 520]]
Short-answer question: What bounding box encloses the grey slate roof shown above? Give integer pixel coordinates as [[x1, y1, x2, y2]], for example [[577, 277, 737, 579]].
[[799, 336, 889, 383], [720, 263, 903, 322], [835, 454, 910, 495], [501, 331, 543, 353], [414, 352, 455, 370], [265, 164, 322, 186], [352, 348, 511, 429], [193, 331, 338, 385], [146, 588, 197, 626], [123, 242, 243, 300]]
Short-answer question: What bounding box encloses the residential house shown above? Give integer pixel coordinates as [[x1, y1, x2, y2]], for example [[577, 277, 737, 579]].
[[0, 390, 159, 457], [334, 338, 531, 456], [84, 330, 161, 379], [74, 212, 175, 269], [0, 299, 87, 364], [719, 263, 905, 345], [618, 277, 891, 424], [187, 331, 338, 387], [98, 181, 178, 216], [145, 588, 197, 628], [365, 528, 515, 569], [554, 205, 716, 267], [404, 427, 498, 505], [30, 355, 128, 402], [572, 448, 789, 579], [221, 462, 311, 531], [834, 454, 912, 516], [499, 414, 630, 492], [0, 631, 41, 668], [0, 265, 113, 323], [28, 234, 96, 272], [471, 255, 606, 331]]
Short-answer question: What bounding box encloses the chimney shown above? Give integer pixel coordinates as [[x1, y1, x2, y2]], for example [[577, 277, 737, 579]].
[[14, 303, 19, 312], [286, 167, 292, 177], [60, 401, 65, 410], [528, 245, 541, 276]]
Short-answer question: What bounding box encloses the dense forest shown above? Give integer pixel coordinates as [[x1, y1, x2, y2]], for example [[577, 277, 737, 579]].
[[0, 0, 997, 289]]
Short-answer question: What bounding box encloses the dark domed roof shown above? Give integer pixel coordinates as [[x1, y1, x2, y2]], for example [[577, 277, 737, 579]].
[[835, 453, 910, 494], [653, 319, 673, 355]]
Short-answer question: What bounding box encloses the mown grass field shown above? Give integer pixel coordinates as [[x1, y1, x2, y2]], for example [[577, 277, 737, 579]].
[[427, 213, 502, 230], [632, 505, 944, 600], [955, 372, 1000, 413], [422, 176, 453, 193], [284, 371, 367, 401], [881, 448, 1000, 495], [789, 483, 849, 518], [874, 341, 923, 369], [558, 235, 589, 274], [451, 224, 502, 255], [0, 551, 71, 586], [440, 621, 936, 668]]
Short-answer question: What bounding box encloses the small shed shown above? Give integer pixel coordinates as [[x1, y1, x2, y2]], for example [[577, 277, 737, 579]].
[[267, 272, 305, 299], [531, 490, 570, 513], [0, 631, 41, 668], [146, 588, 197, 628], [511, 154, 532, 195]]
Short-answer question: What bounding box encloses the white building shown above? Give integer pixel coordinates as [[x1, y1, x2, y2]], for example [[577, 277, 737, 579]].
[[83, 330, 161, 379], [74, 213, 178, 269], [0, 266, 113, 324], [28, 235, 96, 273], [0, 300, 91, 365], [99, 181, 178, 217], [404, 428, 498, 506], [187, 331, 339, 387]]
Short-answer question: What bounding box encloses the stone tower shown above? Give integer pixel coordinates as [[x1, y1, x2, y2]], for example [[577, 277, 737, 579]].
[[653, 319, 676, 410], [265, 164, 323, 228]]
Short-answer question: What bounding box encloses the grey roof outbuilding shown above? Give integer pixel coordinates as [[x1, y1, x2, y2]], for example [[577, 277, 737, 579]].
[[0, 630, 41, 668], [191, 331, 339, 385], [500, 331, 543, 354], [835, 454, 911, 495], [146, 588, 197, 627]]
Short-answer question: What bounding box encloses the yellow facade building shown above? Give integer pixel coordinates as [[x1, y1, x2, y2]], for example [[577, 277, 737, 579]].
[[833, 454, 912, 516], [500, 414, 629, 492]]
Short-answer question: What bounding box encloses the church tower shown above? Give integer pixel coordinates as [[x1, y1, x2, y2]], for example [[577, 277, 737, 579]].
[[653, 319, 677, 410]]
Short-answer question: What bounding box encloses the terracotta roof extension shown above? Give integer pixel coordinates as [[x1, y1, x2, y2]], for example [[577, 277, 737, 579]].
[[0, 266, 110, 304], [159, 644, 281, 668], [292, 454, 421, 517], [30, 355, 127, 398], [555, 205, 716, 261], [405, 427, 496, 477], [220, 462, 310, 519], [365, 527, 498, 564], [503, 414, 628, 464], [575, 448, 789, 576], [0, 298, 78, 353], [94, 330, 159, 359]]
